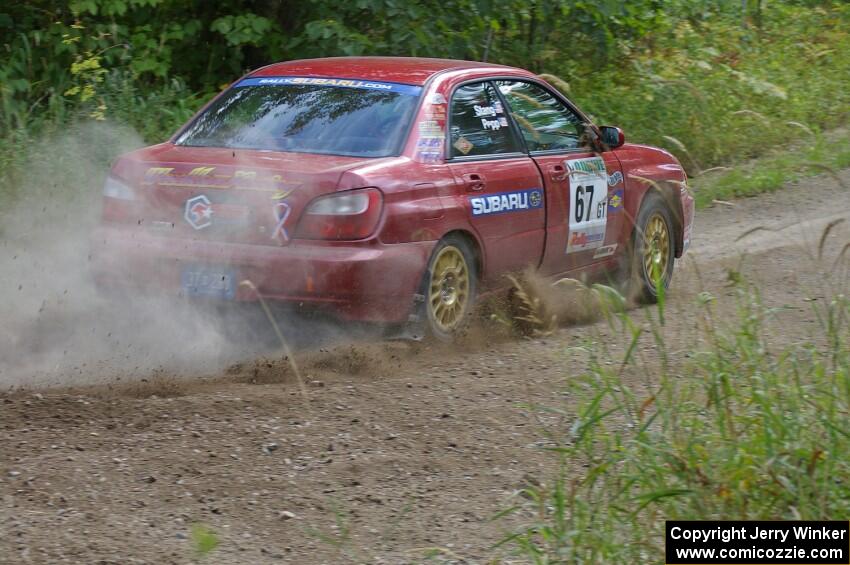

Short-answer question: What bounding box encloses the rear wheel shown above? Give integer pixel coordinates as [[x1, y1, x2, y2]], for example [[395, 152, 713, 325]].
[[422, 236, 477, 341], [628, 193, 675, 303]]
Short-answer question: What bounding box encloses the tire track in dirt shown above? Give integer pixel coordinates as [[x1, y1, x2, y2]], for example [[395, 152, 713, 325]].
[[690, 173, 848, 262]]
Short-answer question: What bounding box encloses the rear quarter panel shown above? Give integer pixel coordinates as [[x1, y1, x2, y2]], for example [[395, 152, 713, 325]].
[[338, 158, 455, 246]]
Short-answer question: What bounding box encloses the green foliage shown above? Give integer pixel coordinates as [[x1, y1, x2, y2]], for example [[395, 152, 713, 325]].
[[211, 14, 273, 46], [568, 4, 850, 174]]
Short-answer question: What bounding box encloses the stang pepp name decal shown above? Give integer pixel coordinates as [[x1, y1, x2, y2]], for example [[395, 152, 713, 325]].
[[469, 189, 543, 217], [235, 77, 422, 96]]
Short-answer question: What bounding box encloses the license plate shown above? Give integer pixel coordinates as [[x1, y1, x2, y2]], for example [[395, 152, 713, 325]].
[[181, 265, 237, 299]]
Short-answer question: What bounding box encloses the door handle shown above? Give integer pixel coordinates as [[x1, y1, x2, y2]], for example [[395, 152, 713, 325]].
[[549, 164, 568, 182], [462, 172, 486, 191]]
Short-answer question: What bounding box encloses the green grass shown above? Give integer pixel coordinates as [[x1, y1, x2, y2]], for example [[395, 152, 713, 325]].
[[691, 129, 850, 208], [495, 272, 850, 563], [0, 72, 200, 204]]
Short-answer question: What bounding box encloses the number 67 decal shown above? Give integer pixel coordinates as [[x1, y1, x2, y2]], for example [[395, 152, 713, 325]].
[[566, 158, 608, 254], [574, 185, 607, 222]]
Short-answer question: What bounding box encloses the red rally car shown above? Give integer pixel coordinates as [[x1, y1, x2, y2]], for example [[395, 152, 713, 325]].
[[92, 57, 695, 339]]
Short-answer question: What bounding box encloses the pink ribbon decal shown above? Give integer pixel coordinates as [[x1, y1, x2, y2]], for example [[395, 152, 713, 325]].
[[272, 202, 291, 244]]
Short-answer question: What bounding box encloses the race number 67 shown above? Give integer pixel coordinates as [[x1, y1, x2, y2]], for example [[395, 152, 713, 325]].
[[574, 185, 596, 222]]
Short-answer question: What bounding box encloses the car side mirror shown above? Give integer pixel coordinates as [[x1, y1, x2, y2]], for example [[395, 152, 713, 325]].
[[600, 126, 625, 149]]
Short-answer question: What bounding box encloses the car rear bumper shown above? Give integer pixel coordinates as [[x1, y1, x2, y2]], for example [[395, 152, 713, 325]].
[[89, 226, 434, 323]]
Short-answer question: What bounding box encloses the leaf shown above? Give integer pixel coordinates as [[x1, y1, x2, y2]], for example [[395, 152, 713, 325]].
[[211, 16, 232, 34], [632, 488, 693, 513], [251, 16, 271, 33], [191, 523, 219, 556], [70, 0, 99, 16]]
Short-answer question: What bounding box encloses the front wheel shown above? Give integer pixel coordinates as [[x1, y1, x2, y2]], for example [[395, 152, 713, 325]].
[[627, 193, 675, 303], [421, 236, 478, 341]]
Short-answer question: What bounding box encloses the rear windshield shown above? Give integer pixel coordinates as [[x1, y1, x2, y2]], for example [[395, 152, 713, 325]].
[[175, 77, 422, 157]]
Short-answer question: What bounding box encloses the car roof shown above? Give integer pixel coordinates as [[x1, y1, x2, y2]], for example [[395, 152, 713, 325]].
[[249, 56, 527, 86]]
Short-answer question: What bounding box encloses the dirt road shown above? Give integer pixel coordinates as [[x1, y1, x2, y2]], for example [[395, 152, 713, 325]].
[[1, 170, 848, 564]]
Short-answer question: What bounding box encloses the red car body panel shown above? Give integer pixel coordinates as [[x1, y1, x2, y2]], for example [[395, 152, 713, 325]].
[[250, 57, 514, 86], [92, 57, 694, 323]]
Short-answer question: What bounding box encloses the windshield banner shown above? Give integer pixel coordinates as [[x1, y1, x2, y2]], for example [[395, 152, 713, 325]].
[[235, 76, 422, 96]]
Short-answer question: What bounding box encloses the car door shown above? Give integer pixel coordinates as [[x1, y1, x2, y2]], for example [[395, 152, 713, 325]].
[[445, 81, 546, 285], [494, 80, 625, 276]]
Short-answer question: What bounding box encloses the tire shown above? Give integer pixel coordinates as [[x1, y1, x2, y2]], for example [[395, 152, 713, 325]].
[[420, 235, 478, 341], [627, 192, 675, 303]]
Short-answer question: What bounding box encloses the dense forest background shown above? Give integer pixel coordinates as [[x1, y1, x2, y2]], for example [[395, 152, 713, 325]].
[[2, 0, 849, 199]]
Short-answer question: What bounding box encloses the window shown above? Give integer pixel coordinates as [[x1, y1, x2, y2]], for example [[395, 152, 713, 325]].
[[175, 79, 420, 158], [495, 80, 591, 152], [449, 82, 520, 158]]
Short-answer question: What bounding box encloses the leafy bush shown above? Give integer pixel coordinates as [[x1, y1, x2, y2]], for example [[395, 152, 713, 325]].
[[569, 4, 850, 172]]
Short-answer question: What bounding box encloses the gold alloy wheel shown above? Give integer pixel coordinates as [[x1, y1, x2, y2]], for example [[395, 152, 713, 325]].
[[643, 213, 671, 285], [428, 245, 471, 333]]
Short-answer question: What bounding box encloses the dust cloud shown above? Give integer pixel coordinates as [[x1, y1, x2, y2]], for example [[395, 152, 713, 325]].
[[0, 122, 631, 389], [503, 267, 628, 336], [0, 122, 261, 388]]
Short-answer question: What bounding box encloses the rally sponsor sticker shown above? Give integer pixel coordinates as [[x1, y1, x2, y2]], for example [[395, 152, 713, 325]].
[[608, 188, 624, 213], [418, 120, 442, 137], [453, 137, 473, 155], [566, 157, 608, 253], [236, 76, 422, 96], [469, 188, 543, 217], [416, 136, 444, 163], [593, 243, 618, 259], [415, 90, 449, 163], [143, 165, 291, 192], [184, 195, 214, 230]]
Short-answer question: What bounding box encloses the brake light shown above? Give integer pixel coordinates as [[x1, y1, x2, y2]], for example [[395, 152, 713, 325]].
[[295, 188, 383, 240], [103, 175, 136, 200], [101, 175, 139, 223]]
